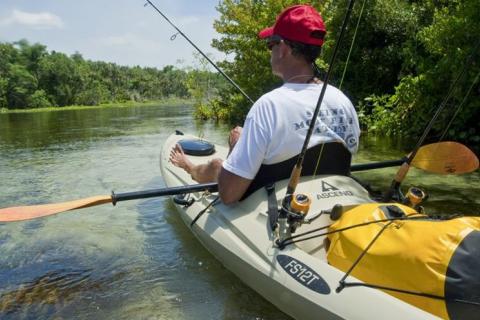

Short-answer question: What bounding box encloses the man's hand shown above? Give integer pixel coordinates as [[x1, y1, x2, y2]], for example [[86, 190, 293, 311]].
[[228, 126, 243, 155]]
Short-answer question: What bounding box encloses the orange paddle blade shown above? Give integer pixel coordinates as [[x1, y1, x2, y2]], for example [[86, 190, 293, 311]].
[[0, 195, 112, 222], [411, 141, 479, 174]]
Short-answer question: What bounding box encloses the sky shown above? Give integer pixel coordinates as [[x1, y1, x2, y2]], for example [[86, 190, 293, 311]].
[[0, 0, 225, 69]]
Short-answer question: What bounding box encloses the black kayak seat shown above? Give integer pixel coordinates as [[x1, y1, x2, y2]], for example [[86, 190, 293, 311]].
[[241, 142, 352, 200]]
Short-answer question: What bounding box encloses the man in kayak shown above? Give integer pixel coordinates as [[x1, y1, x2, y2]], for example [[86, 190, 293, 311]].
[[170, 4, 360, 204]]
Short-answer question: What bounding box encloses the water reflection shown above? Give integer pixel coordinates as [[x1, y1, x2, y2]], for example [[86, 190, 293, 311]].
[[0, 106, 194, 150]]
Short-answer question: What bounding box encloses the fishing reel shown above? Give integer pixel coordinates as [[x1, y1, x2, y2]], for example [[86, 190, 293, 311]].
[[277, 193, 312, 241], [387, 182, 427, 209], [389, 184, 428, 212], [402, 186, 428, 211]]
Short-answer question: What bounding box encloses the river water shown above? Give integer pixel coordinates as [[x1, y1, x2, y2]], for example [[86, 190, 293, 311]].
[[0, 104, 478, 319]]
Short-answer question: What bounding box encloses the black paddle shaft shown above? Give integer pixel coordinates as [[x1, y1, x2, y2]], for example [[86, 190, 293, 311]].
[[110, 158, 406, 205], [350, 158, 405, 172], [111, 182, 218, 205]]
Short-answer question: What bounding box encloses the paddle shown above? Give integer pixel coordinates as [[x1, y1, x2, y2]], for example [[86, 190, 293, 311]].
[[0, 142, 477, 223], [0, 183, 218, 222], [353, 141, 479, 174], [402, 141, 479, 174], [384, 141, 479, 201]]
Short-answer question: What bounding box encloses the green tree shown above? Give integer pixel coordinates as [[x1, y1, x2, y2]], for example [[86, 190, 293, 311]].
[[0, 40, 199, 109], [6, 64, 37, 109], [185, 53, 228, 120], [27, 89, 52, 108], [38, 52, 82, 106], [0, 43, 18, 108], [324, 0, 420, 101], [14, 39, 48, 81]]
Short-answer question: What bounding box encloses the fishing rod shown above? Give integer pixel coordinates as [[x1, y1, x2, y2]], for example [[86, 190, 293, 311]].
[[144, 0, 254, 104], [384, 38, 480, 201], [282, 1, 356, 199], [276, 0, 357, 241]]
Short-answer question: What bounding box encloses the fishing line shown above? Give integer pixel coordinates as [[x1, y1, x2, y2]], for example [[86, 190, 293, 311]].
[[439, 69, 480, 141], [338, 0, 368, 90], [312, 143, 325, 177], [313, 0, 367, 177], [143, 0, 254, 104]]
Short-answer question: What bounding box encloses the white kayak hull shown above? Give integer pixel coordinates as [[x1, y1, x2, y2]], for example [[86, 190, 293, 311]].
[[160, 133, 438, 320]]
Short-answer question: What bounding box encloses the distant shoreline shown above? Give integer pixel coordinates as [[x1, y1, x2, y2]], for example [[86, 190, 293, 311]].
[[0, 97, 194, 114]]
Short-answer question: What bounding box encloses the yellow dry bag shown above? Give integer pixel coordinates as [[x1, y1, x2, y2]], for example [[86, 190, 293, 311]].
[[327, 203, 480, 320]]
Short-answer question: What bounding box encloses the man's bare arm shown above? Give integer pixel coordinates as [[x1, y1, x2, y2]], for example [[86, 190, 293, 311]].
[[218, 168, 252, 205]]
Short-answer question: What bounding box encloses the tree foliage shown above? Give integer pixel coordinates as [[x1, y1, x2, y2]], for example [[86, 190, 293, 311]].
[[357, 0, 480, 147], [184, 53, 230, 120], [0, 40, 192, 109]]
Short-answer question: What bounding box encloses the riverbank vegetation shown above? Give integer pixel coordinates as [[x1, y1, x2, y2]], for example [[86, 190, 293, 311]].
[[0, 40, 220, 112], [0, 97, 191, 114]]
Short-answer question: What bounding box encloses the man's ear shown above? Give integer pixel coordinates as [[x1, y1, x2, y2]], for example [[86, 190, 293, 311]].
[[279, 42, 291, 59]]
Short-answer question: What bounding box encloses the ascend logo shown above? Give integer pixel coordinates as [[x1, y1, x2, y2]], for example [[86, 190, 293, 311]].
[[317, 180, 354, 199], [321, 181, 338, 192]]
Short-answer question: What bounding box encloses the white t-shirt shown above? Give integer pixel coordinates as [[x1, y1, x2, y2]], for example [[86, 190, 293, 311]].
[[223, 83, 360, 180]]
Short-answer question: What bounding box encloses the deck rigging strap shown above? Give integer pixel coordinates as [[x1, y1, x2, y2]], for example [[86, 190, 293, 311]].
[[279, 213, 480, 306], [277, 214, 428, 248], [336, 220, 394, 293], [265, 183, 279, 231]]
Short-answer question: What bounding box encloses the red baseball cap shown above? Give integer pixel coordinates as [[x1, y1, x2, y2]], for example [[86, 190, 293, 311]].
[[258, 5, 326, 46]]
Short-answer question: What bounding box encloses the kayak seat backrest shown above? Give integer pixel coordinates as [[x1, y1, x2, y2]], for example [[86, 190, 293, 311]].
[[241, 142, 351, 200]]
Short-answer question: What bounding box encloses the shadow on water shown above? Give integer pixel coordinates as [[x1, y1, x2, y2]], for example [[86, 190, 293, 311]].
[[134, 176, 291, 320], [1, 268, 96, 315], [0, 249, 138, 319]]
